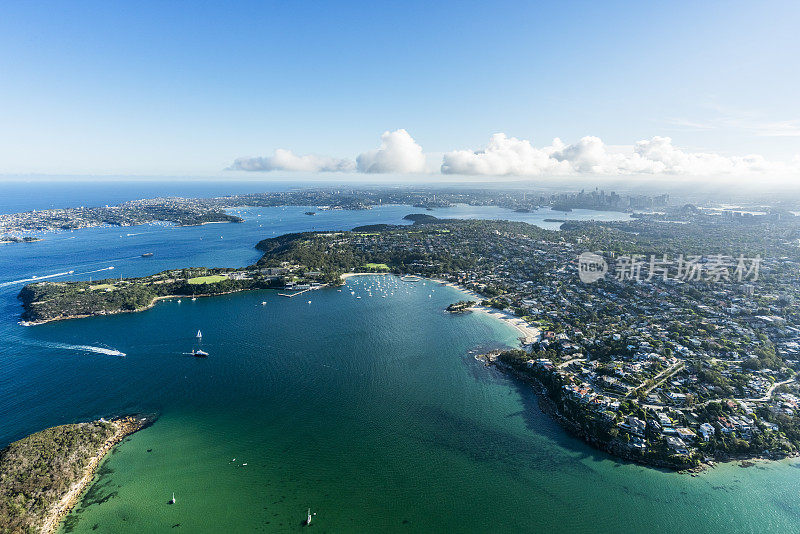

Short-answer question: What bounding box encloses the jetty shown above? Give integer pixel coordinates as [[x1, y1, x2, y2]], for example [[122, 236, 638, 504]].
[[277, 286, 322, 298]]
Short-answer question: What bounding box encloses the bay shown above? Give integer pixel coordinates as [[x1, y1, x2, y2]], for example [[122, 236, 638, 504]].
[[0, 193, 796, 533]]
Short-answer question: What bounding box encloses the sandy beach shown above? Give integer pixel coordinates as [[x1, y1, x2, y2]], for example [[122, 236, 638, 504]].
[[40, 416, 147, 534], [430, 278, 541, 345], [468, 306, 542, 344], [344, 272, 542, 345]]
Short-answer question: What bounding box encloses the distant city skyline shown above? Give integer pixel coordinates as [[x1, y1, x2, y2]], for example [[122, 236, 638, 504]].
[[1, 1, 798, 180]]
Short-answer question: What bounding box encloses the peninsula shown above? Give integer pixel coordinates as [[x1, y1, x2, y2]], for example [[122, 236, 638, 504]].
[[0, 416, 149, 533]]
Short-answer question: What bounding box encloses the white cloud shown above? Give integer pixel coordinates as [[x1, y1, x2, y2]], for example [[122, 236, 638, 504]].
[[356, 129, 427, 174], [441, 133, 571, 176], [442, 134, 794, 176], [632, 136, 782, 174], [229, 149, 355, 172], [230, 130, 797, 178]]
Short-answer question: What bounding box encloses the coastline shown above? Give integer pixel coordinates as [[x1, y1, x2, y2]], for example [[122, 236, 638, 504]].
[[427, 277, 542, 345], [341, 272, 542, 346], [0, 416, 151, 534], [19, 290, 257, 326], [477, 351, 799, 474], [40, 416, 148, 534], [1, 219, 240, 245], [465, 305, 541, 344], [21, 270, 545, 354], [340, 272, 395, 279]]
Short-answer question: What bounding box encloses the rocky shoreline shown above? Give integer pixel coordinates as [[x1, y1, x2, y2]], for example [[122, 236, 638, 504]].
[[40, 416, 151, 534], [19, 289, 254, 326], [476, 351, 795, 474], [0, 415, 151, 533]]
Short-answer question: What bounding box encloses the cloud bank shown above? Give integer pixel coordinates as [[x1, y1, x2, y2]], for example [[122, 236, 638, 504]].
[[229, 149, 355, 172], [442, 134, 789, 176], [231, 130, 797, 177]]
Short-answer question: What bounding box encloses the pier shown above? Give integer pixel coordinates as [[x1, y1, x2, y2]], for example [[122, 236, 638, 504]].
[[277, 286, 322, 298]]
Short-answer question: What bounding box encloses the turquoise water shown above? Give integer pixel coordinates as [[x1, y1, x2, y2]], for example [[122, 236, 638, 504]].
[[49, 281, 800, 533], [1, 201, 798, 533]]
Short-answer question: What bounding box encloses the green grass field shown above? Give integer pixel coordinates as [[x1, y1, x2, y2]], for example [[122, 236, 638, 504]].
[[187, 275, 228, 285], [88, 284, 115, 291], [364, 263, 390, 271]]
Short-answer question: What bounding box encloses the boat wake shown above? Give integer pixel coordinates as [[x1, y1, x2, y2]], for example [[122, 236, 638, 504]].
[[0, 270, 75, 288], [35, 341, 126, 357]]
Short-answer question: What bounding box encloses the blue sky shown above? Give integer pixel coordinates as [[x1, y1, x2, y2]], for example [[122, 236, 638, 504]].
[[0, 1, 798, 179]]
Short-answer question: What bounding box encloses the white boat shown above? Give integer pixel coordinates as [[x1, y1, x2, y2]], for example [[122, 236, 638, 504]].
[[196, 330, 202, 339], [306, 508, 312, 525], [170, 492, 175, 504], [191, 349, 209, 357]]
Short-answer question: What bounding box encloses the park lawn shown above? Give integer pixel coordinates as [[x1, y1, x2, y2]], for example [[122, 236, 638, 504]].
[[364, 263, 390, 271], [188, 274, 228, 285], [89, 284, 115, 291]]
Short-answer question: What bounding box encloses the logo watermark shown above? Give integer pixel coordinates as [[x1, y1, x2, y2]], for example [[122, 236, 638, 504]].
[[577, 253, 761, 284], [578, 252, 608, 283]]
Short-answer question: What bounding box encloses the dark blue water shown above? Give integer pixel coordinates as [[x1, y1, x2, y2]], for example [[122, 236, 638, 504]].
[[0, 180, 301, 214]]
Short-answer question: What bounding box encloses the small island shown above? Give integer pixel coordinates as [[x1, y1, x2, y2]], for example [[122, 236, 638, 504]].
[[446, 300, 475, 313], [0, 236, 42, 244], [0, 416, 149, 533]]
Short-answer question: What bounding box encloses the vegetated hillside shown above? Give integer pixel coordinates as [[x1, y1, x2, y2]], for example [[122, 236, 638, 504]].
[[0, 421, 116, 533], [18, 267, 281, 323]]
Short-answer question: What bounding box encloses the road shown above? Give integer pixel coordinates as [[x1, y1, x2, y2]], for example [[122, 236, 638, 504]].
[[747, 378, 794, 402], [628, 361, 685, 398]]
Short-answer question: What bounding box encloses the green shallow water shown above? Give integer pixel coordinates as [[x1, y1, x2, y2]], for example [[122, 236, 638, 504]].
[[43, 275, 800, 533]]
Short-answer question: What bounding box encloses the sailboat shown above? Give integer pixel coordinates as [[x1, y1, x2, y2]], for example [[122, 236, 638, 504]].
[[305, 508, 312, 526], [170, 492, 176, 504], [196, 330, 202, 339]]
